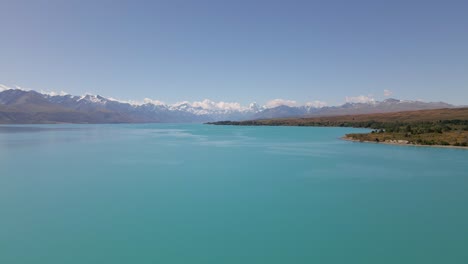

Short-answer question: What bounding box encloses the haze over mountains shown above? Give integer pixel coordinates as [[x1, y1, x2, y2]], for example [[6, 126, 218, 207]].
[[0, 88, 455, 124]]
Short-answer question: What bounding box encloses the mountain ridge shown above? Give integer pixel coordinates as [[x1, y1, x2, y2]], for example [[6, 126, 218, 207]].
[[0, 88, 456, 124]]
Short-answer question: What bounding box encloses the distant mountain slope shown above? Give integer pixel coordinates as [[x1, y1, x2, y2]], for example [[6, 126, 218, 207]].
[[0, 88, 457, 124], [252, 98, 453, 119], [211, 107, 468, 125]]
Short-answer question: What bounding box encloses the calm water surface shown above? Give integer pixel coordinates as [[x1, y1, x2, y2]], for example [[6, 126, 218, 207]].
[[1, 124, 467, 263]]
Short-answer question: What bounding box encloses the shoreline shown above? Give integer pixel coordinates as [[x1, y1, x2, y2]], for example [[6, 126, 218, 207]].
[[341, 136, 468, 150]]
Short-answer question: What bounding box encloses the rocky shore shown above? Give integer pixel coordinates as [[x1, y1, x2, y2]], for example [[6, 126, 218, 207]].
[[342, 136, 468, 150]]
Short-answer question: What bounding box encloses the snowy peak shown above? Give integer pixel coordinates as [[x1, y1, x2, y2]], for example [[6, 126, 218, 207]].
[[78, 94, 108, 104]]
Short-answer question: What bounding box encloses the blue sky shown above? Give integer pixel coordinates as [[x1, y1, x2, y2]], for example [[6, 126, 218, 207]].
[[1, 0, 467, 106]]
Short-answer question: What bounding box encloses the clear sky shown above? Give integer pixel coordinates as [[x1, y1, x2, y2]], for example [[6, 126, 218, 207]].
[[1, 0, 467, 106]]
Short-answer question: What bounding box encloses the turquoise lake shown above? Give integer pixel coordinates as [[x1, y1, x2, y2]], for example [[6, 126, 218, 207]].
[[1, 124, 467, 263]]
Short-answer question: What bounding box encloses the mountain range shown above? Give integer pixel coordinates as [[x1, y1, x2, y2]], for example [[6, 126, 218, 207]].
[[0, 88, 455, 124]]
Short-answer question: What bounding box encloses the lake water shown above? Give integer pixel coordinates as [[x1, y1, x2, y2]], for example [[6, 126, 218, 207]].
[[1, 124, 467, 263]]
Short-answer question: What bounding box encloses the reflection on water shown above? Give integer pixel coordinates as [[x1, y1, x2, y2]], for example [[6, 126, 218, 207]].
[[0, 126, 83, 133], [0, 125, 104, 149]]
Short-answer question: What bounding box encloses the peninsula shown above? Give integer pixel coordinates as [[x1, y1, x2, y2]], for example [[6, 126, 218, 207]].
[[208, 108, 468, 148]]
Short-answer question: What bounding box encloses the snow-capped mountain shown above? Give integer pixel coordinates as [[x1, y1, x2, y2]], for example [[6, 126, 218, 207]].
[[0, 87, 456, 124]]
